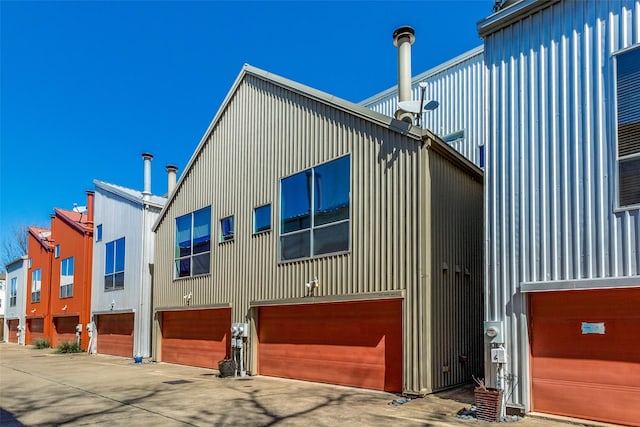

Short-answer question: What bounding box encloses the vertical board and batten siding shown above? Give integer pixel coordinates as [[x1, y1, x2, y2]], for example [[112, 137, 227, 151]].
[[362, 47, 485, 166], [482, 0, 640, 409], [429, 150, 484, 390], [153, 73, 430, 392]]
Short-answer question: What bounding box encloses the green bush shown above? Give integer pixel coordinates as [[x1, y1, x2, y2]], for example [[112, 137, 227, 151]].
[[55, 341, 82, 353], [34, 338, 50, 349]]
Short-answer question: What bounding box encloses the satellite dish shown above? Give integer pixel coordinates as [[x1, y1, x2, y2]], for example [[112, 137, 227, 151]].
[[73, 204, 87, 214], [398, 100, 423, 114], [424, 100, 440, 111]]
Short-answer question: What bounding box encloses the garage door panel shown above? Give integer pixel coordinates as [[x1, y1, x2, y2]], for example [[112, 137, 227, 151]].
[[29, 318, 45, 344], [258, 300, 402, 392], [97, 313, 134, 358], [55, 317, 79, 345], [531, 289, 640, 427], [161, 309, 230, 369], [8, 320, 19, 343]]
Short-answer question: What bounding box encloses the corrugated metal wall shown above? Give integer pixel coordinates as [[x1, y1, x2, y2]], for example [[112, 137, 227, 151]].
[[362, 47, 486, 166], [482, 0, 640, 409], [429, 149, 484, 390], [153, 73, 429, 392]]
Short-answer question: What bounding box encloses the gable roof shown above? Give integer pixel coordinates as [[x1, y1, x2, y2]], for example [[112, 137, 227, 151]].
[[94, 179, 167, 209], [55, 208, 93, 234], [153, 64, 481, 231], [28, 226, 54, 250]]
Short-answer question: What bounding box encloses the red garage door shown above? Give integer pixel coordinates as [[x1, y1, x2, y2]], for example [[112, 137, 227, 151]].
[[8, 320, 20, 344], [258, 299, 402, 392], [97, 313, 134, 357], [28, 318, 45, 344], [161, 309, 230, 369], [54, 316, 79, 347], [530, 288, 640, 426]]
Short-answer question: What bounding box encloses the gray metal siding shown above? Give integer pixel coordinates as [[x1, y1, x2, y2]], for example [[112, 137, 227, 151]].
[[363, 47, 486, 166], [483, 0, 640, 410], [92, 187, 162, 357], [429, 149, 484, 391], [153, 75, 429, 392], [4, 258, 28, 345]]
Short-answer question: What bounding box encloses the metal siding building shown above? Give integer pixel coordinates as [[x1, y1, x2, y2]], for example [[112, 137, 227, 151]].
[[3, 257, 28, 345], [92, 179, 165, 358], [152, 65, 484, 394], [361, 46, 486, 166], [479, 0, 640, 423]]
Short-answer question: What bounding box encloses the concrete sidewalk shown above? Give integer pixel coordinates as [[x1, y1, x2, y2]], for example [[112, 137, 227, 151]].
[[0, 344, 581, 426]]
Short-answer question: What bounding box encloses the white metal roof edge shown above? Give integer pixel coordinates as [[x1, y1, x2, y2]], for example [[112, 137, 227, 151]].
[[359, 45, 485, 107], [521, 276, 640, 292], [94, 179, 166, 209], [477, 0, 560, 38]]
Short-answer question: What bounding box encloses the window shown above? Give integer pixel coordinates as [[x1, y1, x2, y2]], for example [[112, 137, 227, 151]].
[[220, 215, 235, 242], [55, 244, 60, 258], [96, 224, 103, 242], [479, 145, 485, 169], [105, 237, 125, 290], [31, 268, 41, 303], [280, 155, 350, 261], [60, 257, 74, 298], [175, 207, 211, 278], [10, 277, 17, 307], [28, 258, 32, 268], [616, 46, 640, 207], [254, 204, 272, 233]]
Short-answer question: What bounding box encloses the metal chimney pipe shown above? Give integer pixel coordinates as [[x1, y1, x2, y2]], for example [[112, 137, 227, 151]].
[[393, 26, 415, 123], [166, 165, 178, 195], [86, 190, 94, 224], [142, 153, 153, 198]]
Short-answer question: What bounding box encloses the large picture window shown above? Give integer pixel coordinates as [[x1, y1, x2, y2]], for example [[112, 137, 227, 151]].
[[31, 268, 41, 303], [105, 238, 125, 290], [280, 155, 350, 261], [175, 206, 211, 278], [616, 46, 640, 207], [10, 277, 17, 307], [60, 257, 74, 298]]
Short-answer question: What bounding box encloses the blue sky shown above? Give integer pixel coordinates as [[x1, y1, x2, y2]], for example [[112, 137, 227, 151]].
[[1, 0, 490, 250]]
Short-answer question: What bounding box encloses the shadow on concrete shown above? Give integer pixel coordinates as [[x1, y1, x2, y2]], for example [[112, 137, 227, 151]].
[[0, 408, 26, 426]]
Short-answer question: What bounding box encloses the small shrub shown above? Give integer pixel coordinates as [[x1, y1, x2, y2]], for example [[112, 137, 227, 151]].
[[34, 339, 50, 349], [55, 341, 82, 353]]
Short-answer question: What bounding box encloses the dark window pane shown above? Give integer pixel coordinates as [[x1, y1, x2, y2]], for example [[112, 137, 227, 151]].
[[105, 241, 114, 274], [114, 272, 125, 289], [176, 214, 192, 257], [280, 231, 311, 260], [619, 157, 640, 206], [115, 238, 125, 272], [314, 156, 350, 226], [220, 216, 234, 241], [254, 204, 271, 232], [176, 259, 191, 278], [313, 221, 349, 255], [104, 275, 113, 290], [281, 171, 311, 233], [192, 253, 210, 275], [193, 207, 211, 253]]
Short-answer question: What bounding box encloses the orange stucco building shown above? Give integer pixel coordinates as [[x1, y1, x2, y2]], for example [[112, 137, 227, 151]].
[[25, 191, 94, 349]]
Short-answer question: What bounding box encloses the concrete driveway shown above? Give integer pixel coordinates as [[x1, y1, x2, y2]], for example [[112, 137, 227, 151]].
[[0, 344, 578, 426]]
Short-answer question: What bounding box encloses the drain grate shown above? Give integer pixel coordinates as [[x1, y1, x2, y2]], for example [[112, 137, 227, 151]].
[[163, 379, 193, 385]]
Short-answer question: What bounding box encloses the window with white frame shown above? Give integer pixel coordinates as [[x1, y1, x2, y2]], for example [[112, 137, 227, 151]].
[[96, 224, 103, 242], [254, 204, 272, 233], [60, 256, 74, 298], [280, 155, 350, 261], [31, 268, 41, 303], [55, 244, 60, 258], [175, 207, 211, 278], [220, 215, 234, 242], [616, 46, 640, 207], [104, 237, 125, 290], [10, 277, 17, 306]]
